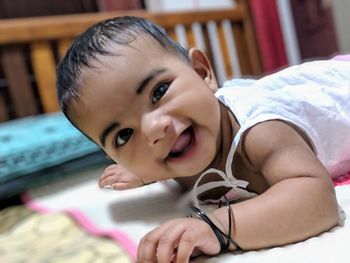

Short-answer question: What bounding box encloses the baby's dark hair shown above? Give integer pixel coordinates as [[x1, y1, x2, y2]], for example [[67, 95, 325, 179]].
[[56, 16, 189, 119]]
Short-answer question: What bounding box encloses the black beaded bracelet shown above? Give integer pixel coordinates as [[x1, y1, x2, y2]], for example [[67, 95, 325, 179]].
[[190, 206, 228, 252], [188, 198, 241, 253]]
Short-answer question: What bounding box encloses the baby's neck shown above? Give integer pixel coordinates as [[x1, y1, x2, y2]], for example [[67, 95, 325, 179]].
[[175, 102, 240, 191], [211, 101, 240, 170]]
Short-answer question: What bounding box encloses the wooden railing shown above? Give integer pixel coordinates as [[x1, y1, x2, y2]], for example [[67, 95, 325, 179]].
[[0, 0, 262, 121]]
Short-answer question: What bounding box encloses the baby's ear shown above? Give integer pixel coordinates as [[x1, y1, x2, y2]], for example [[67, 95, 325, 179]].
[[189, 48, 218, 92]]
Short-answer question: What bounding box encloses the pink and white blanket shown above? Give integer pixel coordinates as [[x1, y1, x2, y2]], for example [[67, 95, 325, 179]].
[[24, 168, 350, 262]]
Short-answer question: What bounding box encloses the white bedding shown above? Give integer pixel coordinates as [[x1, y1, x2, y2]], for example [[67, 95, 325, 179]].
[[27, 167, 350, 263]]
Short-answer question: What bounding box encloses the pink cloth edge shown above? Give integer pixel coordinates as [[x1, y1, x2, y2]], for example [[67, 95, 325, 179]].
[[19, 172, 350, 260], [21, 193, 137, 261], [331, 54, 350, 61], [333, 173, 350, 186]]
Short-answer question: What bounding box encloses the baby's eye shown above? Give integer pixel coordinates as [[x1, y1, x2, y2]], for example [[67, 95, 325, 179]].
[[115, 128, 133, 147], [151, 83, 169, 104]]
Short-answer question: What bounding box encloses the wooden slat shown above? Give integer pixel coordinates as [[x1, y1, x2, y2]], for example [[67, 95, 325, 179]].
[[30, 41, 59, 112], [58, 38, 73, 59], [0, 46, 38, 117], [185, 25, 196, 49], [217, 22, 233, 79], [233, 24, 251, 75], [0, 12, 145, 44], [0, 94, 8, 122], [200, 23, 214, 68], [166, 28, 178, 42], [152, 8, 244, 28], [0, 8, 244, 44], [236, 0, 262, 75]]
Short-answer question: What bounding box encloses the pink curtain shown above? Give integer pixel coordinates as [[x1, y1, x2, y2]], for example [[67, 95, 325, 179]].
[[250, 0, 288, 73]]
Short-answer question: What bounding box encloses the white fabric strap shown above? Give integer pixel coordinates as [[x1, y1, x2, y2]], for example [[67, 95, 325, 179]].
[[191, 120, 257, 208], [192, 165, 252, 208], [225, 133, 242, 180]]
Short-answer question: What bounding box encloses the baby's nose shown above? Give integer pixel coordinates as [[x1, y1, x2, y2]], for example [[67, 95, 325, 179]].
[[142, 113, 171, 146]]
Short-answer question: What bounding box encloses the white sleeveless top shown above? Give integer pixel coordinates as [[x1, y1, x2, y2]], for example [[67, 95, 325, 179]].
[[192, 60, 350, 207]]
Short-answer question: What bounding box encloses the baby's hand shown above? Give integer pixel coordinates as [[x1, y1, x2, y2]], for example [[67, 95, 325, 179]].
[[98, 164, 146, 190], [137, 217, 221, 262]]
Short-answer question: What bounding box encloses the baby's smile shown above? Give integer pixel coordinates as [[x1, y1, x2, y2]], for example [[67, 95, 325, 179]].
[[167, 126, 197, 161]]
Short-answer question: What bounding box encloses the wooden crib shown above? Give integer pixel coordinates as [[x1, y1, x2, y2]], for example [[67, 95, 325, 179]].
[[0, 0, 262, 122]]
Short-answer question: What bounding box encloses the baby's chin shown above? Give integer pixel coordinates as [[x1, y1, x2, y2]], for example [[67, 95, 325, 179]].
[[170, 156, 217, 180], [167, 138, 218, 178]]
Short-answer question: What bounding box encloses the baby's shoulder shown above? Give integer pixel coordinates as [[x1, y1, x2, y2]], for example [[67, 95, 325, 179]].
[[241, 120, 312, 167]]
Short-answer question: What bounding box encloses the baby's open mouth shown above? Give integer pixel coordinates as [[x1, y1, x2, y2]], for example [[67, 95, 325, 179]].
[[167, 127, 194, 159]]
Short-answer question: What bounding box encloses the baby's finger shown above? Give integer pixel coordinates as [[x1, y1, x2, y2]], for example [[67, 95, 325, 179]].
[[99, 174, 120, 186], [175, 232, 197, 263], [99, 164, 120, 180], [105, 164, 119, 171], [99, 169, 125, 184], [156, 225, 186, 263], [99, 174, 113, 185], [110, 182, 134, 191], [99, 168, 121, 182], [137, 232, 159, 263], [99, 177, 115, 189]]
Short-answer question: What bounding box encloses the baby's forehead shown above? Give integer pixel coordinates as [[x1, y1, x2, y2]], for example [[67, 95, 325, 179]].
[[114, 33, 168, 54], [82, 38, 183, 82], [86, 35, 170, 68]]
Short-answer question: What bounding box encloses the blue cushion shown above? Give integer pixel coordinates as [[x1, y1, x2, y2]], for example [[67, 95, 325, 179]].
[[0, 112, 103, 184]]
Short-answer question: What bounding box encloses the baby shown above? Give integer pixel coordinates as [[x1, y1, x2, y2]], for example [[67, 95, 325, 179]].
[[57, 16, 350, 262]]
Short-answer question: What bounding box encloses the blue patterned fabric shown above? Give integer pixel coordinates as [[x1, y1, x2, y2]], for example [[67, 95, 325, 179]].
[[0, 113, 103, 184]]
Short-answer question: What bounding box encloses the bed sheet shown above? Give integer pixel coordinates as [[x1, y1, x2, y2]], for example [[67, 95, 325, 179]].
[[25, 167, 350, 262], [0, 205, 132, 262]]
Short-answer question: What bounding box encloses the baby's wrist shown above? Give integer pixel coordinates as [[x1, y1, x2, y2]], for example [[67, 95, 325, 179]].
[[211, 209, 238, 251], [188, 204, 240, 253]]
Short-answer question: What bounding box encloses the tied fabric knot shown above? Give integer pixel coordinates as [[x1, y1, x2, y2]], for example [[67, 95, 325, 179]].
[[191, 167, 257, 209], [176, 133, 257, 210]]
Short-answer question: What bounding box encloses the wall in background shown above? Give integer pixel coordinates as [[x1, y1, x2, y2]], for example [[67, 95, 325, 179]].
[[332, 0, 350, 53], [144, 0, 234, 11]]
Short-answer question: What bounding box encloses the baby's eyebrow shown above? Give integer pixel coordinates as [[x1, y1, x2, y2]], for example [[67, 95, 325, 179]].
[[136, 68, 167, 94], [100, 122, 119, 147]]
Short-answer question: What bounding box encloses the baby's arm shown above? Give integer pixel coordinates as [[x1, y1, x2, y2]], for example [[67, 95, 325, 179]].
[[99, 164, 149, 190], [136, 120, 339, 262], [211, 120, 339, 249]]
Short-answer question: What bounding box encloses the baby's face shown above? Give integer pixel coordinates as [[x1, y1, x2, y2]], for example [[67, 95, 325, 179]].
[[72, 35, 221, 182]]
